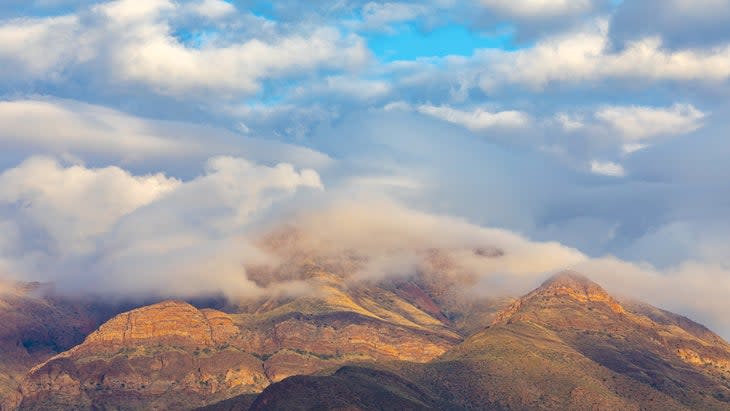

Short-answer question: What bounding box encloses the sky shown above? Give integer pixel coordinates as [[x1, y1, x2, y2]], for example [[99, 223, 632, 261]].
[[1, 0, 730, 337]]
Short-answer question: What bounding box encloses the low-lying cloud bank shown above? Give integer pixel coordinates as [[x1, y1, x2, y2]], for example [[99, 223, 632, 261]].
[[0, 155, 322, 297], [1, 154, 730, 339], [0, 154, 584, 298]]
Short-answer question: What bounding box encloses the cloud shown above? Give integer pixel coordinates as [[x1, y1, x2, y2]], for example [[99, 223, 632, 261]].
[[479, 0, 599, 19], [621, 143, 648, 154], [0, 0, 371, 97], [292, 76, 392, 101], [385, 102, 530, 131], [0, 98, 331, 170], [554, 113, 584, 131], [468, 0, 612, 41], [574, 257, 730, 340], [595, 104, 706, 141], [110, 25, 369, 96], [285, 198, 586, 268], [86, 156, 323, 297], [94, 0, 175, 23], [590, 160, 626, 177], [100, 0, 369, 96], [248, 193, 594, 299], [223, 102, 340, 142], [0, 99, 193, 158], [0, 151, 584, 301], [353, 2, 427, 32], [415, 104, 531, 130], [552, 103, 706, 156], [189, 0, 236, 19], [478, 19, 730, 91], [0, 157, 180, 256], [610, 0, 730, 50], [0, 155, 323, 298], [0, 15, 84, 81]]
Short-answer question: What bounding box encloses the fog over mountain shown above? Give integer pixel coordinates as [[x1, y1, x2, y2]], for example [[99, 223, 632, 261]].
[[1, 0, 730, 344]]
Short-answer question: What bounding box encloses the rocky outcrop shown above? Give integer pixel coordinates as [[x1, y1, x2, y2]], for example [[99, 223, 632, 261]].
[[20, 302, 265, 410], [492, 271, 625, 326], [532, 271, 625, 312], [76, 301, 239, 349]]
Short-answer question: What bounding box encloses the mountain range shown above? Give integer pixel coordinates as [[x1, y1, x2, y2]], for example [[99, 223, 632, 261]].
[[1, 248, 729, 410]]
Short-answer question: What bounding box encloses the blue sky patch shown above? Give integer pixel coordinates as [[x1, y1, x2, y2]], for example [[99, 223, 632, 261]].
[[368, 23, 519, 61]]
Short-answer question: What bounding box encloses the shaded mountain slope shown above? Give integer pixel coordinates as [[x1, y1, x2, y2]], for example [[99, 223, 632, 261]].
[[0, 281, 132, 410], [247, 366, 450, 411]]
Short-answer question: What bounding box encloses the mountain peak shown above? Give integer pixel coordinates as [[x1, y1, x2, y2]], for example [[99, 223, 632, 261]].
[[538, 270, 604, 293], [493, 271, 625, 325], [533, 271, 624, 313]]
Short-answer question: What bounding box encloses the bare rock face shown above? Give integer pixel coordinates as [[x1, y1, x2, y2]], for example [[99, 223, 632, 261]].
[[20, 302, 265, 411], [492, 271, 625, 326], [19, 284, 460, 411], [536, 271, 625, 313], [79, 301, 239, 349]]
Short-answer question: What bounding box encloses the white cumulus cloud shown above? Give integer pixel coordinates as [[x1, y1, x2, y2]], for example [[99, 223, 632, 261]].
[[479, 20, 730, 91], [0, 157, 180, 255]]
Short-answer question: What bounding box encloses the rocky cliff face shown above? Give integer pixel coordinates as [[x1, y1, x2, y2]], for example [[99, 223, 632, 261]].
[[80, 301, 238, 347]]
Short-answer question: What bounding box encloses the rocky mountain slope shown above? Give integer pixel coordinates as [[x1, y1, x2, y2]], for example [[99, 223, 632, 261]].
[[4, 241, 730, 411], [246, 366, 448, 411], [413, 272, 730, 410], [204, 272, 730, 411], [17, 269, 468, 410]]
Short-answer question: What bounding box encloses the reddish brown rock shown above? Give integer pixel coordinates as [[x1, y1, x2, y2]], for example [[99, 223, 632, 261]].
[[19, 301, 266, 411], [19, 286, 459, 410]]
